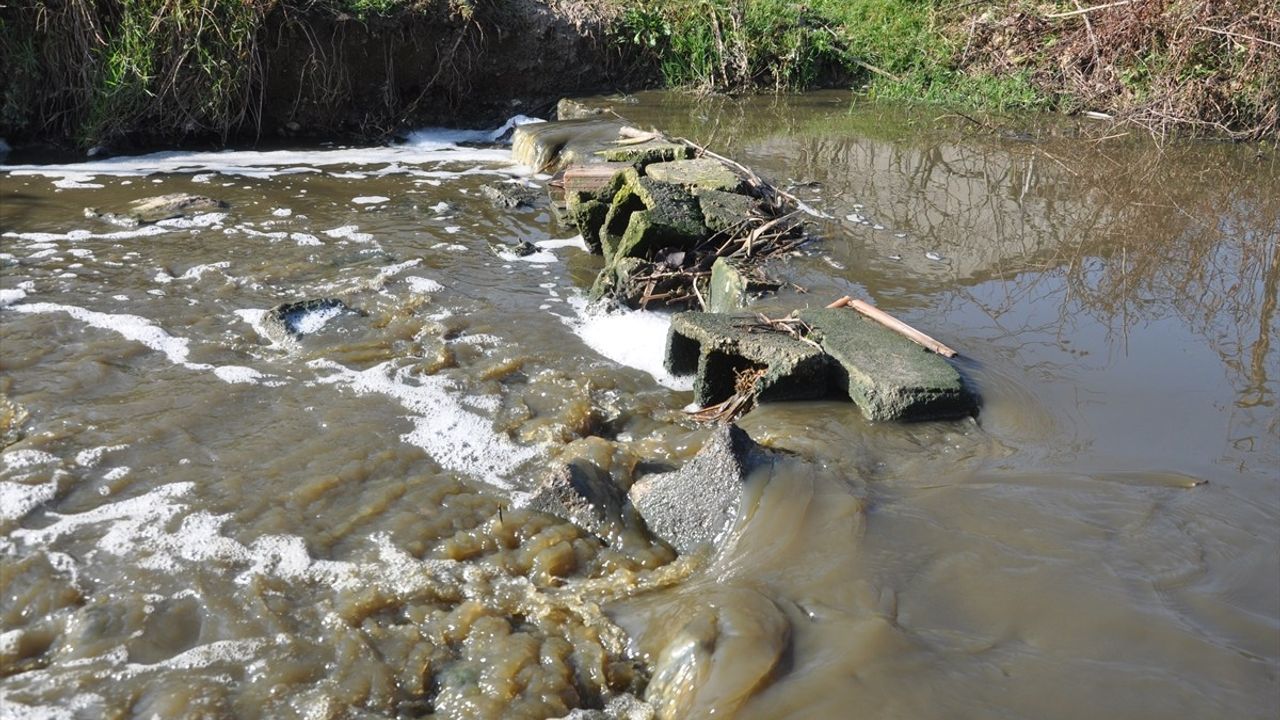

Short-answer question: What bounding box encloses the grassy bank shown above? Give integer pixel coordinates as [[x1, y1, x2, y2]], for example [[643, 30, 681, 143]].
[[1, 0, 1276, 148], [616, 0, 1279, 140]]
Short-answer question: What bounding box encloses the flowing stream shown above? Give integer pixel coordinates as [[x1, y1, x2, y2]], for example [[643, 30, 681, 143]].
[[1, 91, 1276, 719]]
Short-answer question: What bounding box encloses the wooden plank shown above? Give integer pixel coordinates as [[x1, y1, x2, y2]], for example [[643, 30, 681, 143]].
[[825, 296, 958, 357]]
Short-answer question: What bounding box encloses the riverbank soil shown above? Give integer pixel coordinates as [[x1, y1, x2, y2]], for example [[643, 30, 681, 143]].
[[3, 1, 1276, 149]]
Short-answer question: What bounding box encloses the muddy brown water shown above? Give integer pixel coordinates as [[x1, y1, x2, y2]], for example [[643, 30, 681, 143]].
[[1, 92, 1276, 719]]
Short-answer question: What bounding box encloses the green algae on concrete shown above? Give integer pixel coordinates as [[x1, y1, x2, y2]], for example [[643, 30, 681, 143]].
[[596, 140, 692, 165], [708, 257, 749, 313], [566, 190, 610, 254], [644, 158, 743, 193], [695, 188, 758, 232], [666, 312, 830, 406], [600, 168, 707, 263], [798, 308, 976, 421]]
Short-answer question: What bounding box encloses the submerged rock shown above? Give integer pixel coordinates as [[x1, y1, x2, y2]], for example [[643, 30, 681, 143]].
[[260, 298, 360, 343], [798, 308, 976, 421], [480, 181, 544, 210], [525, 459, 636, 546], [127, 193, 228, 223], [628, 424, 770, 554], [0, 392, 30, 449], [665, 312, 829, 407]]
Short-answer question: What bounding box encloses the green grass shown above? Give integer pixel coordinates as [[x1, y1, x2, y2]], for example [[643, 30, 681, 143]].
[[613, 0, 1051, 113]]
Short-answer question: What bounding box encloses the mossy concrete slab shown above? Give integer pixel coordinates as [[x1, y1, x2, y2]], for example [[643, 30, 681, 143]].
[[695, 188, 758, 233], [666, 312, 830, 407], [567, 191, 609, 254], [798, 308, 976, 421], [600, 168, 707, 263], [709, 258, 749, 313], [597, 140, 692, 166], [645, 158, 743, 193]]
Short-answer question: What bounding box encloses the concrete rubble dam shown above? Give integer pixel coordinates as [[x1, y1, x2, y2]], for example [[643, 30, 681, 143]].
[[1, 92, 1276, 718]]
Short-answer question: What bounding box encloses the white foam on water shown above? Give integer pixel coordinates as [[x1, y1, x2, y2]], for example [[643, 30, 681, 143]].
[[3, 225, 168, 242], [271, 207, 293, 217], [406, 276, 444, 294], [497, 249, 557, 264], [75, 445, 127, 468], [9, 302, 194, 365], [0, 480, 58, 522], [322, 225, 374, 243], [311, 359, 538, 488], [3, 450, 59, 471], [10, 482, 194, 548], [212, 365, 267, 385], [290, 232, 322, 246], [156, 212, 227, 229], [5, 302, 280, 387], [537, 235, 589, 251], [563, 296, 694, 391], [373, 259, 421, 284], [291, 305, 342, 335], [445, 226, 462, 234], [176, 262, 230, 281], [2, 123, 520, 185], [53, 176, 104, 190], [0, 288, 27, 307], [352, 196, 390, 205], [101, 467, 131, 482]]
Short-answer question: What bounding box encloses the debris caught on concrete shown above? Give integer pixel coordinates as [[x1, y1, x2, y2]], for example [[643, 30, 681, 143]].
[[514, 117, 809, 311]]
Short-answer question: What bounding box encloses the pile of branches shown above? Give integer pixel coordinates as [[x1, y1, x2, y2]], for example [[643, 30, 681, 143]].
[[954, 0, 1280, 140]]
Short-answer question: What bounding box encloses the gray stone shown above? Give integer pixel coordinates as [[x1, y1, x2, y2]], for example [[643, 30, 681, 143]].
[[524, 459, 661, 556], [708, 258, 748, 313], [479, 182, 543, 209], [556, 98, 612, 120], [644, 158, 743, 193], [694, 188, 758, 233], [665, 312, 830, 407], [261, 298, 360, 343], [628, 425, 769, 554], [798, 308, 976, 421]]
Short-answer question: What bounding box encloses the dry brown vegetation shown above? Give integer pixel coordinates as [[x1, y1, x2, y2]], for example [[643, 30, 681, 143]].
[[954, 0, 1280, 140]]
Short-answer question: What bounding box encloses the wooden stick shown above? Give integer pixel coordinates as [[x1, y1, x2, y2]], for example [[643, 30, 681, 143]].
[[826, 295, 852, 309], [848, 299, 958, 357]]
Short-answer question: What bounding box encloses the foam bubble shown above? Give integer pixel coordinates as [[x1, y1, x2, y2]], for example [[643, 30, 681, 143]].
[[311, 360, 538, 488], [406, 277, 444, 294], [352, 196, 390, 205], [0, 288, 27, 307], [563, 296, 693, 391]]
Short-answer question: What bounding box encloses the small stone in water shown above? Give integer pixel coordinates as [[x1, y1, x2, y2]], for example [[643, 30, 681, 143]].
[[925, 251, 945, 262]]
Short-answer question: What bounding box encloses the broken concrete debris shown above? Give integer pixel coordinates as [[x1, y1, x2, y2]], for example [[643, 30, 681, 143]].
[[666, 312, 829, 408], [628, 424, 769, 555], [511, 106, 975, 424], [666, 309, 976, 422], [523, 424, 770, 558], [513, 117, 803, 311]]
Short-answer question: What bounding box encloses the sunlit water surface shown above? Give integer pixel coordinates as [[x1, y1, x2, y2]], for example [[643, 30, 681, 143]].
[[1, 92, 1276, 719]]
